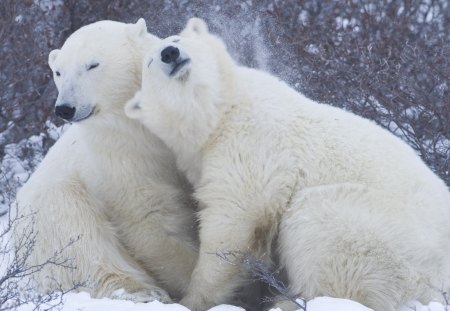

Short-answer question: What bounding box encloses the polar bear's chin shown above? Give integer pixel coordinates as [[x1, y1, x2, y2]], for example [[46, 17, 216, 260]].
[[164, 59, 191, 82], [174, 69, 191, 82], [169, 58, 191, 76]]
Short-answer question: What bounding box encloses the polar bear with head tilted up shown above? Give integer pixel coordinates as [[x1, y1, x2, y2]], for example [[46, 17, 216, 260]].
[[126, 17, 450, 311], [14, 19, 198, 303]]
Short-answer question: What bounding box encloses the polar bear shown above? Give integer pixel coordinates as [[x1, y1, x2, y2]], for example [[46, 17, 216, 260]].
[[125, 18, 450, 311], [14, 19, 198, 303]]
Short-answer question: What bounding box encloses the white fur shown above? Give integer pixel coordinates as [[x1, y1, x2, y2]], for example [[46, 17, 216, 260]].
[[127, 18, 450, 311], [14, 19, 198, 302]]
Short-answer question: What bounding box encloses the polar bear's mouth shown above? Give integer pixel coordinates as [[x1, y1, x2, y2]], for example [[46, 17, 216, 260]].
[[74, 106, 96, 122], [169, 58, 191, 77]]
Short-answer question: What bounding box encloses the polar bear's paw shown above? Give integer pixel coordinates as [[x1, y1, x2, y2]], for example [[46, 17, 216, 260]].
[[145, 287, 173, 303], [111, 287, 172, 303]]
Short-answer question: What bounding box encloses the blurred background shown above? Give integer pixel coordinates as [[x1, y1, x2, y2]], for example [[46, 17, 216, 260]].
[[1, 0, 449, 209]]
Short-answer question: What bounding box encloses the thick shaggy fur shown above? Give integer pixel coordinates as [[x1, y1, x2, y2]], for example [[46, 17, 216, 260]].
[[14, 20, 198, 302], [126, 18, 450, 311]]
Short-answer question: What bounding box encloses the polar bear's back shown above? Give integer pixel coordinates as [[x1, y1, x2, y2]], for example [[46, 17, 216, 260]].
[[235, 67, 446, 188], [227, 67, 450, 221]]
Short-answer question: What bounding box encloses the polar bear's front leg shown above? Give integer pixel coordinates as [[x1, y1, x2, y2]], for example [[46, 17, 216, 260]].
[[14, 176, 172, 304], [180, 206, 261, 310]]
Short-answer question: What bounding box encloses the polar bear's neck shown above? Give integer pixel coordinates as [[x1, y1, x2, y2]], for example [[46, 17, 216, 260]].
[[154, 68, 239, 186], [78, 112, 168, 163], [147, 92, 229, 186]]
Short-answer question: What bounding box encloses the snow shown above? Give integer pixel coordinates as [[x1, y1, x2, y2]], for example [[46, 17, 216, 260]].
[[306, 297, 372, 310], [9, 291, 450, 311], [33, 0, 63, 12], [4, 282, 448, 311], [15, 15, 24, 24], [13, 292, 374, 311], [305, 44, 320, 55]]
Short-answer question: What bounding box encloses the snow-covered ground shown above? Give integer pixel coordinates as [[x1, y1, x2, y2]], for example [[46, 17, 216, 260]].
[[9, 290, 450, 311]]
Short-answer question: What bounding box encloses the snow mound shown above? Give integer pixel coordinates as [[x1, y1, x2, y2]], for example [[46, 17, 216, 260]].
[[306, 296, 373, 310], [18, 291, 447, 311]]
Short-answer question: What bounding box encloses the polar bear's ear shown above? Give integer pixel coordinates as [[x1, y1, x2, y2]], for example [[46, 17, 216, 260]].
[[185, 17, 209, 35], [134, 18, 147, 37], [48, 49, 60, 67], [124, 91, 143, 119]]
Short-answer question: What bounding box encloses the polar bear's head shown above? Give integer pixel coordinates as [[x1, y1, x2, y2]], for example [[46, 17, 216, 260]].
[[125, 18, 235, 141], [48, 19, 159, 123]]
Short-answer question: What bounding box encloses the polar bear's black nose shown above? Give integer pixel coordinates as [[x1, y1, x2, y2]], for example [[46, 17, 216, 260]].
[[55, 105, 76, 121], [161, 46, 180, 63]]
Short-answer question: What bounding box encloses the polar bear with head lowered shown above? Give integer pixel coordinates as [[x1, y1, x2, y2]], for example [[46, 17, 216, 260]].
[[126, 18, 450, 311], [14, 19, 198, 302]]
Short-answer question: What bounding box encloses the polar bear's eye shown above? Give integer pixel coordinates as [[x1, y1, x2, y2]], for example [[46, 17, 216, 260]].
[[55, 71, 61, 77], [87, 62, 100, 71], [173, 38, 180, 43]]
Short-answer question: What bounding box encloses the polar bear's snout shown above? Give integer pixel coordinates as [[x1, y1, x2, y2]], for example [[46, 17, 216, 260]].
[[157, 45, 191, 80], [54, 99, 96, 122], [55, 104, 76, 121]]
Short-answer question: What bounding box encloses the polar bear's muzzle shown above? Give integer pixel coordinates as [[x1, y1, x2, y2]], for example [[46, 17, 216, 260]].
[[55, 103, 95, 122], [169, 58, 191, 77], [159, 45, 191, 80], [74, 106, 96, 122]]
